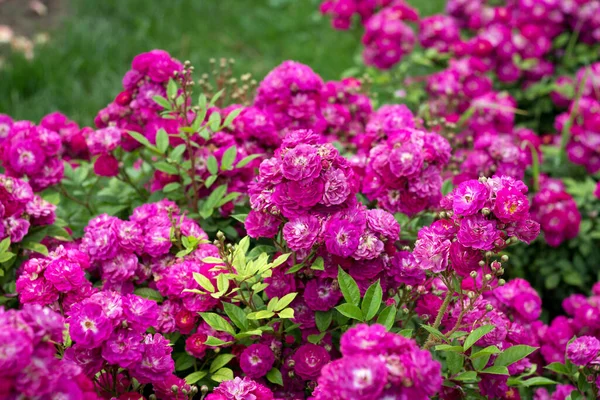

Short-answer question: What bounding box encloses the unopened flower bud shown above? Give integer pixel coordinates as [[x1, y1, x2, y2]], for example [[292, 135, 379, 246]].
[[201, 385, 209, 395], [467, 291, 475, 299], [405, 285, 413, 292], [491, 261, 501, 270], [172, 386, 179, 393], [485, 251, 494, 258], [402, 307, 409, 314], [470, 271, 478, 278], [484, 274, 492, 281], [485, 304, 493, 312], [498, 279, 506, 286], [478, 260, 486, 267], [501, 255, 509, 262], [481, 207, 491, 216]]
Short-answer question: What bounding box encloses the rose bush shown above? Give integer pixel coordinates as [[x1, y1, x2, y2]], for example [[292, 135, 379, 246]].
[[0, 0, 598, 398]]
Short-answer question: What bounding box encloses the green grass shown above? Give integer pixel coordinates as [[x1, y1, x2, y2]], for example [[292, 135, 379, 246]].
[[0, 0, 444, 125]]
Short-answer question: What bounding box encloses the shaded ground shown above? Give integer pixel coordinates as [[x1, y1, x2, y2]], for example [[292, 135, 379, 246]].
[[0, 0, 444, 125]]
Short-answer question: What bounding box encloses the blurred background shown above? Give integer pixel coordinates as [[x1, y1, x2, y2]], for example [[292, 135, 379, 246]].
[[0, 0, 443, 125]]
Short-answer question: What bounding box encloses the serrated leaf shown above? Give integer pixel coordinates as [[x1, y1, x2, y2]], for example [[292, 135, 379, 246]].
[[277, 308, 295, 319], [481, 366, 509, 375], [184, 370, 207, 385], [205, 175, 218, 188], [223, 302, 248, 331], [224, 108, 243, 128], [201, 184, 228, 217], [310, 256, 324, 271], [275, 293, 297, 311], [156, 128, 169, 154], [447, 351, 464, 375], [209, 112, 222, 132], [205, 336, 233, 347], [210, 354, 236, 373], [209, 89, 225, 107], [133, 288, 163, 302], [0, 238, 10, 253], [216, 192, 241, 208], [203, 256, 224, 264], [472, 353, 491, 371], [193, 272, 215, 292], [338, 267, 360, 306], [454, 371, 477, 382], [307, 332, 326, 344], [207, 156, 219, 175], [170, 144, 186, 162], [464, 325, 495, 351], [361, 280, 383, 321], [163, 182, 181, 193], [376, 305, 396, 330], [399, 329, 413, 338], [315, 310, 333, 332], [471, 346, 501, 358], [153, 95, 172, 110], [200, 312, 235, 334], [154, 161, 178, 175], [421, 324, 449, 343], [221, 146, 237, 171], [519, 377, 557, 387], [167, 78, 177, 99], [545, 362, 570, 375], [236, 154, 262, 169], [232, 213, 248, 223], [247, 310, 275, 320], [175, 353, 195, 371], [211, 367, 233, 383], [494, 345, 537, 367], [336, 303, 363, 320], [22, 242, 48, 256], [435, 345, 464, 352], [266, 367, 283, 386]]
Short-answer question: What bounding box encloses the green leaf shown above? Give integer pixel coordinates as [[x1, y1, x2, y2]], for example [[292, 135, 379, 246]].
[[0, 238, 10, 253], [216, 192, 241, 208], [315, 310, 333, 332], [421, 324, 449, 343], [471, 346, 501, 358], [163, 182, 181, 193], [202, 256, 223, 264], [545, 362, 570, 375], [198, 93, 207, 109], [156, 128, 169, 154], [22, 242, 48, 256], [472, 353, 491, 371], [399, 329, 413, 338], [224, 108, 243, 128], [0, 253, 15, 263], [211, 367, 234, 383], [337, 267, 360, 306], [266, 368, 283, 386], [277, 308, 295, 319], [205, 336, 233, 347], [519, 377, 557, 387], [205, 175, 218, 189], [361, 280, 383, 321], [184, 370, 207, 385], [494, 345, 537, 367], [221, 146, 237, 171], [200, 184, 228, 217], [154, 161, 178, 175], [376, 305, 396, 330], [209, 89, 225, 107], [193, 272, 215, 292], [175, 353, 195, 371], [167, 78, 178, 99], [209, 112, 222, 132], [170, 144, 186, 162], [447, 351, 464, 375], [335, 303, 363, 320], [454, 371, 477, 382], [435, 345, 464, 352], [275, 293, 297, 311], [236, 154, 263, 169], [232, 214, 248, 223], [286, 263, 304, 274], [222, 302, 248, 330], [133, 288, 163, 302], [247, 310, 275, 320], [307, 332, 326, 344], [200, 312, 235, 335], [449, 330, 469, 339], [464, 325, 495, 351], [153, 95, 172, 110], [481, 366, 510, 375], [210, 354, 236, 373], [311, 256, 324, 271], [207, 156, 219, 175]]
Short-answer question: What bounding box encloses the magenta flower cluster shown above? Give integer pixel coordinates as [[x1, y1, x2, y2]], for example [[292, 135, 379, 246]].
[[0, 174, 55, 243], [312, 324, 442, 400], [0, 117, 64, 191], [0, 304, 100, 399], [530, 176, 581, 247], [412, 176, 539, 275], [319, 0, 393, 30], [362, 123, 452, 216]]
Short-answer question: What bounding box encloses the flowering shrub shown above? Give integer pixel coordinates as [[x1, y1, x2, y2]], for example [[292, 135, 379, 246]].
[[0, 0, 599, 396]]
